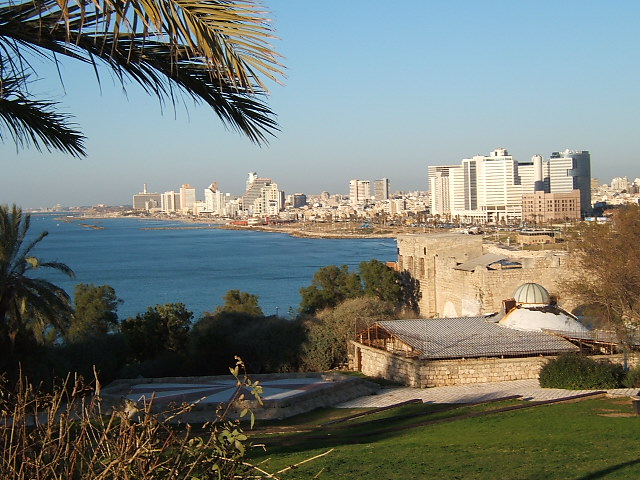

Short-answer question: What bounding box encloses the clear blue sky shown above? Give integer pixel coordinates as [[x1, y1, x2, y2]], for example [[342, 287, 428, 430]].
[[2, 0, 640, 209]]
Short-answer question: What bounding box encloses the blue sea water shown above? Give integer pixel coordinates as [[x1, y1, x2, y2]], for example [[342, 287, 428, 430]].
[[27, 214, 397, 319]]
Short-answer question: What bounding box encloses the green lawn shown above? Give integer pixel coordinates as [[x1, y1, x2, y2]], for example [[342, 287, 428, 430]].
[[248, 397, 640, 479]]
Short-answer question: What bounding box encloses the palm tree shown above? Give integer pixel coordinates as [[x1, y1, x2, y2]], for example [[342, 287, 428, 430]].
[[0, 0, 283, 156], [0, 204, 74, 350]]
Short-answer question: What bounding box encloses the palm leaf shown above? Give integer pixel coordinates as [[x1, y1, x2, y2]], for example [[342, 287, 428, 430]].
[[0, 0, 284, 152]]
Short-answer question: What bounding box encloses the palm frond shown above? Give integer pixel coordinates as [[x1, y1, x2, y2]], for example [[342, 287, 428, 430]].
[[0, 0, 284, 148], [0, 71, 86, 156]]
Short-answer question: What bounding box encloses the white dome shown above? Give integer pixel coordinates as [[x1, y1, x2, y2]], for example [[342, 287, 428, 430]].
[[513, 283, 550, 306], [499, 307, 589, 334]]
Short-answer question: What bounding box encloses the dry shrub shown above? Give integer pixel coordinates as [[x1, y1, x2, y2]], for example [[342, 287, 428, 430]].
[[0, 359, 276, 479]]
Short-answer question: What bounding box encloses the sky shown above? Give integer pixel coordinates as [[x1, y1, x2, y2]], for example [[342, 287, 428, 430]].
[[2, 0, 640, 209]]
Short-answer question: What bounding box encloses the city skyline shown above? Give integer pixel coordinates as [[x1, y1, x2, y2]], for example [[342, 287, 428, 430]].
[[3, 1, 640, 208]]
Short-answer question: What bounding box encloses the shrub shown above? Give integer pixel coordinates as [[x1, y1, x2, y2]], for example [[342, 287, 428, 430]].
[[0, 359, 270, 479], [623, 365, 640, 388], [539, 353, 624, 389]]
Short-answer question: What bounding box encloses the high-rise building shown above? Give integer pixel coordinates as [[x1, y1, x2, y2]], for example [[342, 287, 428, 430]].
[[428, 165, 464, 216], [548, 150, 591, 216], [252, 183, 283, 216], [204, 182, 226, 215], [429, 148, 522, 222], [132, 184, 161, 210], [179, 184, 197, 213], [241, 172, 283, 215], [293, 193, 307, 208], [161, 191, 180, 213], [374, 178, 390, 201], [428, 148, 591, 223], [349, 179, 371, 205]]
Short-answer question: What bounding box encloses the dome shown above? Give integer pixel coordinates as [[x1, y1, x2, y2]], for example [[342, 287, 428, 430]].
[[499, 307, 589, 334], [513, 283, 550, 306]]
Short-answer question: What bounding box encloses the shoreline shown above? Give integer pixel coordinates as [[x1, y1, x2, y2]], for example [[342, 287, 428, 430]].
[[58, 212, 438, 239]]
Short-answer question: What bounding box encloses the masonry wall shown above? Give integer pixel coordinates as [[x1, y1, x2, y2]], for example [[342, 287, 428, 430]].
[[354, 342, 639, 388], [397, 233, 571, 317]]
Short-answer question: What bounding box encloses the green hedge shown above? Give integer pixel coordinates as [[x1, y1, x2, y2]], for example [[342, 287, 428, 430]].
[[539, 353, 625, 389]]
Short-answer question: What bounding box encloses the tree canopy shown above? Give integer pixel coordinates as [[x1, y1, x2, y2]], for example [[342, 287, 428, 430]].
[[0, 0, 284, 156], [299, 265, 363, 315], [120, 303, 192, 362], [68, 283, 122, 342], [213, 289, 263, 317], [562, 205, 640, 344], [299, 260, 413, 315]]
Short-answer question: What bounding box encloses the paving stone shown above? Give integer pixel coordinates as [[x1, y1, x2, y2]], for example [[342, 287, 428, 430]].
[[336, 379, 640, 408]]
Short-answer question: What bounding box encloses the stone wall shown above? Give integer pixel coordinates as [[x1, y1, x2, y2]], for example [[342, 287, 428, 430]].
[[397, 233, 571, 317], [354, 342, 639, 388]]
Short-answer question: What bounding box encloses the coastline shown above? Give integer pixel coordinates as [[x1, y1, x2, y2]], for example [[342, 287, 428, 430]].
[[60, 212, 443, 239]]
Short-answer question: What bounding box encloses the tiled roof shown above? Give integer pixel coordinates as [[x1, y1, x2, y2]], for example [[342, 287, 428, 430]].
[[375, 317, 579, 359]]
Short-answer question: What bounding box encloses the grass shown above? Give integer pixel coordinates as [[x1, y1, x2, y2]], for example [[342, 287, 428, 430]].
[[248, 397, 640, 479]]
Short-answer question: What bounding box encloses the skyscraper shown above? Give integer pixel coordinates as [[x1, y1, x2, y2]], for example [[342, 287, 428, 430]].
[[179, 184, 197, 213], [204, 182, 226, 215], [349, 179, 371, 205], [548, 150, 591, 216], [427, 148, 591, 223], [241, 172, 283, 215], [374, 178, 390, 201]]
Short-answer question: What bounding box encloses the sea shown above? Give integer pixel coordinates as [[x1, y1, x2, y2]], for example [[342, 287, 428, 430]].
[[27, 214, 397, 320]]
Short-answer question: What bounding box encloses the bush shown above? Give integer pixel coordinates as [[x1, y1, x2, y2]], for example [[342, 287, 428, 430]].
[[539, 353, 624, 389], [0, 360, 268, 479], [623, 365, 640, 388], [300, 297, 397, 371]]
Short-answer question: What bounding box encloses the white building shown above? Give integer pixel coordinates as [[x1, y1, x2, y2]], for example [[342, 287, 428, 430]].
[[252, 182, 283, 216], [161, 191, 180, 213], [180, 184, 197, 213], [204, 182, 226, 215], [428, 148, 591, 223], [349, 179, 371, 205], [428, 165, 465, 216]]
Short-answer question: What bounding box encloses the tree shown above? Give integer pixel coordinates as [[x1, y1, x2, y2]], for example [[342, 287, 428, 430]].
[[213, 289, 263, 317], [67, 283, 122, 342], [0, 0, 284, 156], [300, 297, 397, 371], [0, 204, 74, 350], [561, 205, 640, 347], [299, 265, 363, 315], [359, 259, 403, 305], [299, 261, 419, 315], [120, 303, 192, 362]]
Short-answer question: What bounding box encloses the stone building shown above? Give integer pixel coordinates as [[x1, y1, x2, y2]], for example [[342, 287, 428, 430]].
[[353, 283, 630, 387], [396, 234, 569, 317]]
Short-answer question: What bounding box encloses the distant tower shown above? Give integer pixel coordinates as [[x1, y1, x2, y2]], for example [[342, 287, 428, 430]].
[[349, 179, 371, 205], [143, 183, 148, 194], [532, 155, 545, 192], [374, 178, 390, 201], [549, 150, 591, 216], [246, 172, 258, 191]]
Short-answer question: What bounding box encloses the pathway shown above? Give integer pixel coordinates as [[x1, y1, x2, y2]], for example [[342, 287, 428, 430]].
[[337, 379, 640, 408]]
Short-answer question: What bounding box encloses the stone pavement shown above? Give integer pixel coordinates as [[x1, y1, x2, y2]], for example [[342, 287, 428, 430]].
[[336, 379, 640, 408]]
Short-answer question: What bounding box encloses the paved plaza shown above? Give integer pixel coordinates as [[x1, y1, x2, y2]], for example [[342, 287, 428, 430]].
[[125, 377, 338, 406], [337, 378, 640, 408], [121, 376, 640, 412]]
